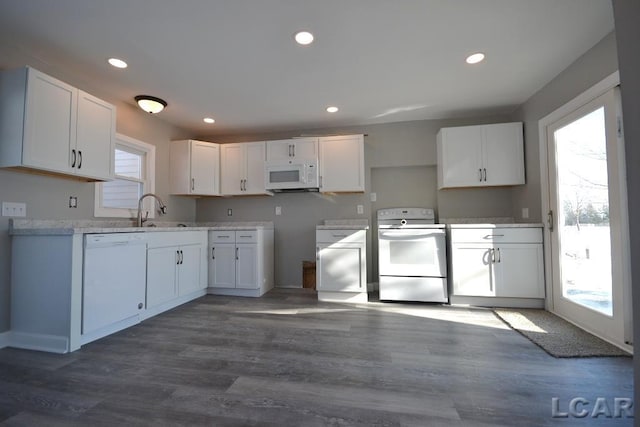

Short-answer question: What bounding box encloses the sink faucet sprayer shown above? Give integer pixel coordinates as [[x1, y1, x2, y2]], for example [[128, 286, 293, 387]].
[[137, 193, 167, 227]]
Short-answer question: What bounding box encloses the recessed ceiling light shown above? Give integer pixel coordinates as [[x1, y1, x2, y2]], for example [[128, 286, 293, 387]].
[[465, 52, 485, 64], [108, 58, 128, 69], [326, 106, 339, 113], [294, 31, 314, 45], [203, 117, 215, 124]]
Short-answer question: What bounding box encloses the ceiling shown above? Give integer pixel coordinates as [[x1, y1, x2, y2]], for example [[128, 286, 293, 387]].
[[0, 0, 614, 136]]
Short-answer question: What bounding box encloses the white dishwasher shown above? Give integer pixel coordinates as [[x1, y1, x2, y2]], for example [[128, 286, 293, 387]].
[[83, 233, 147, 343]]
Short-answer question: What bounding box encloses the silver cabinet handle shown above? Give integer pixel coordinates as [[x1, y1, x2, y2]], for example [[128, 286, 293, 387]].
[[176, 250, 180, 265], [77, 150, 82, 169], [239, 180, 243, 191], [496, 248, 501, 263], [483, 168, 486, 182], [191, 178, 195, 191], [211, 247, 215, 259], [478, 168, 482, 182], [235, 247, 239, 260], [71, 149, 76, 168]]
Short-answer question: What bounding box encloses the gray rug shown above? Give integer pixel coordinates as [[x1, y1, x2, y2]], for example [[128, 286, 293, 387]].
[[493, 308, 630, 358]]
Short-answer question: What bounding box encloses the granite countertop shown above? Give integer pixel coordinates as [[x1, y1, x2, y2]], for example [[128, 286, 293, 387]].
[[316, 219, 369, 230], [447, 223, 544, 229], [9, 219, 274, 236]]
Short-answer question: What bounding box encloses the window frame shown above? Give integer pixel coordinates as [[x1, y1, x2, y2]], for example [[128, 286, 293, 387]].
[[94, 133, 156, 218]]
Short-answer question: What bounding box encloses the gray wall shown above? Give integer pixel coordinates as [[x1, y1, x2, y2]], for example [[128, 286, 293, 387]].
[[0, 42, 195, 332], [510, 32, 619, 222], [611, 0, 640, 416], [196, 115, 512, 288]]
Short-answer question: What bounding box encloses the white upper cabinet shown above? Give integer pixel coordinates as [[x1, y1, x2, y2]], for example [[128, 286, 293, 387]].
[[0, 67, 115, 181], [318, 134, 365, 193], [220, 141, 269, 195], [170, 139, 220, 196], [437, 122, 524, 189], [266, 137, 318, 163]]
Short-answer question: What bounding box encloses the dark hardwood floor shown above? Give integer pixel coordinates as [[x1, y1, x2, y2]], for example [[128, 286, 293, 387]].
[[0, 289, 633, 426]]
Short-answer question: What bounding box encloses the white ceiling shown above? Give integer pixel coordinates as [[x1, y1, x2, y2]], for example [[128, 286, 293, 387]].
[[0, 0, 614, 136]]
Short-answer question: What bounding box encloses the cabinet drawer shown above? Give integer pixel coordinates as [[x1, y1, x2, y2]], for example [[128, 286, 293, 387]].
[[210, 230, 236, 243], [316, 229, 366, 244], [236, 230, 258, 243], [450, 227, 542, 244]]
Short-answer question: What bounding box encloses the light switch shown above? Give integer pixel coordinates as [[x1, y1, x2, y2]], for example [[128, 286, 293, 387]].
[[357, 205, 364, 214], [227, 208, 233, 216], [2, 202, 26, 217], [370, 192, 377, 202], [275, 206, 282, 216]]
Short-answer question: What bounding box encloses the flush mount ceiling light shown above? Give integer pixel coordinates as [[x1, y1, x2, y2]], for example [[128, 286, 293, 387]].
[[108, 57, 128, 69], [203, 117, 215, 124], [465, 52, 485, 64], [294, 30, 314, 45], [135, 95, 167, 114], [326, 106, 339, 113]]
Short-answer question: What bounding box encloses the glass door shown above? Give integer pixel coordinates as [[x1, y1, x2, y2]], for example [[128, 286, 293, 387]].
[[546, 87, 629, 348]]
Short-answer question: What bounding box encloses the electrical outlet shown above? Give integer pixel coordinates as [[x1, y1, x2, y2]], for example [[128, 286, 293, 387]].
[[275, 206, 282, 216], [69, 196, 78, 208], [370, 192, 377, 202], [522, 207, 529, 219], [357, 205, 364, 214], [227, 208, 233, 216], [2, 202, 27, 217]]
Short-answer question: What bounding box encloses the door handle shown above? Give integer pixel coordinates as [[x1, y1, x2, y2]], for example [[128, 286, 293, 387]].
[[235, 247, 239, 260], [191, 178, 195, 191], [71, 149, 76, 168], [547, 210, 554, 232], [77, 150, 82, 169], [478, 168, 482, 182], [212, 247, 215, 259], [483, 168, 486, 181], [176, 250, 180, 265], [180, 250, 184, 264], [495, 248, 501, 263]]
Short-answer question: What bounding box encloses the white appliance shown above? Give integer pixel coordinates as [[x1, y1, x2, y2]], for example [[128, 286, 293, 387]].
[[377, 207, 448, 302], [265, 160, 319, 192], [83, 233, 147, 341]]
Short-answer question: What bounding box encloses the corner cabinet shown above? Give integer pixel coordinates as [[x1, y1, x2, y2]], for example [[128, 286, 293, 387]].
[[220, 142, 271, 195], [316, 228, 367, 302], [318, 134, 365, 193], [170, 139, 220, 196], [208, 228, 274, 297], [437, 122, 524, 189], [0, 66, 115, 181], [449, 226, 544, 307]]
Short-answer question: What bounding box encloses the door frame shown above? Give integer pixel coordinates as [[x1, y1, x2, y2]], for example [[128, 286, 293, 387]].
[[538, 71, 632, 351]]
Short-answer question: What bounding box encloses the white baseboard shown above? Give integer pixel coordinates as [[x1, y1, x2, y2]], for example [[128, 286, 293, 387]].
[[0, 331, 10, 349], [9, 331, 69, 354]]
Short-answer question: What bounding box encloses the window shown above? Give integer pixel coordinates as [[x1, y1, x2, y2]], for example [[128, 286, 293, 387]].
[[95, 133, 156, 218]]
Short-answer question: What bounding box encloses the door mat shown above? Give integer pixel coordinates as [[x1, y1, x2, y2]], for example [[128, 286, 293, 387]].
[[493, 308, 630, 358]]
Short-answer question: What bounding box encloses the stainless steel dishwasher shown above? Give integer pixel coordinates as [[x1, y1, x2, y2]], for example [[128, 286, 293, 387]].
[[82, 233, 147, 342]]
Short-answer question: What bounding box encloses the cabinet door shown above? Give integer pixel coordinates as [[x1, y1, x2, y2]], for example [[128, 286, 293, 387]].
[[451, 245, 494, 296], [191, 141, 219, 195], [220, 144, 245, 195], [291, 137, 318, 160], [494, 244, 545, 298], [317, 243, 363, 292], [244, 142, 267, 194], [23, 68, 76, 173], [438, 126, 483, 188], [265, 139, 293, 163], [236, 244, 258, 289], [209, 244, 237, 288], [482, 122, 525, 186], [147, 247, 178, 308], [178, 245, 203, 296], [76, 90, 115, 180], [319, 135, 364, 192]]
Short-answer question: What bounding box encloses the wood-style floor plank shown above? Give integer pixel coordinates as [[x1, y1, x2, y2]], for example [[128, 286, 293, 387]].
[[0, 289, 633, 426]]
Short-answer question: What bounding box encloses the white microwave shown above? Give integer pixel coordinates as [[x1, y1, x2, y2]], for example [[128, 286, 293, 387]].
[[265, 160, 319, 191]]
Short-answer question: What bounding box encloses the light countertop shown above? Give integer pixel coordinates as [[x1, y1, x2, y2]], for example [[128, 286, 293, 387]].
[[447, 223, 544, 229], [316, 219, 369, 230]]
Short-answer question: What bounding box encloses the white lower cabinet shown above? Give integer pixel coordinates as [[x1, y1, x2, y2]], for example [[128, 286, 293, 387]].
[[208, 228, 274, 297], [316, 228, 367, 302], [449, 226, 544, 307], [145, 231, 208, 315]]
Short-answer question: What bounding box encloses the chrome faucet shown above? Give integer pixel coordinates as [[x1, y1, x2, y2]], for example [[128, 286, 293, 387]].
[[137, 193, 167, 227]]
